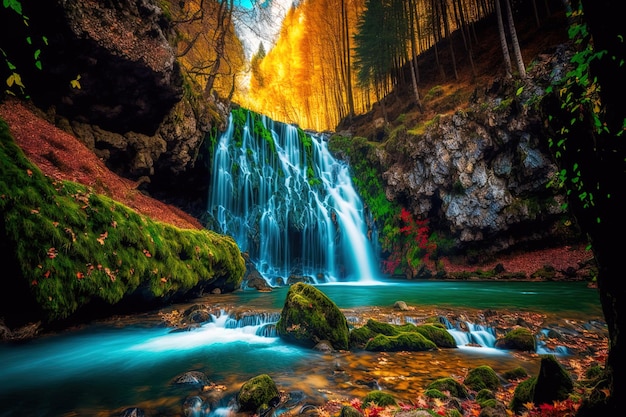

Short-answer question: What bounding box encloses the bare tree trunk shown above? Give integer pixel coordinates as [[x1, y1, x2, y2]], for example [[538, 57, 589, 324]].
[[495, 0, 513, 78], [454, 0, 476, 79], [341, 0, 355, 120], [408, 0, 423, 111], [440, 0, 458, 80], [204, 0, 234, 98], [505, 0, 526, 78], [430, 0, 446, 80]]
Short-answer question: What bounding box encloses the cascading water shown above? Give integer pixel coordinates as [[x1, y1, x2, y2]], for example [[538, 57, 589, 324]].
[[207, 108, 380, 285]]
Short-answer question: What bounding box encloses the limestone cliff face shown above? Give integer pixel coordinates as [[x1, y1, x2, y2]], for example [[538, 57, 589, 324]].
[[374, 47, 577, 253]]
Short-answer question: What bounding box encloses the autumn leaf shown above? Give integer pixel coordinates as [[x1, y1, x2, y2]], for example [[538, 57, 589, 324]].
[[143, 249, 151, 257], [160, 277, 168, 283], [97, 231, 108, 245], [43, 270, 51, 278], [76, 272, 84, 279], [30, 208, 39, 214], [26, 168, 32, 176]]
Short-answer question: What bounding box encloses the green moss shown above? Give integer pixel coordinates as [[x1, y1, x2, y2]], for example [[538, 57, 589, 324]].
[[423, 388, 447, 399], [276, 282, 350, 350], [414, 324, 457, 348], [0, 118, 245, 326], [502, 366, 529, 381], [496, 327, 536, 351], [364, 332, 436, 352], [509, 376, 537, 412], [236, 374, 279, 412], [464, 365, 501, 391], [362, 390, 397, 407], [350, 319, 454, 351], [426, 377, 469, 399], [339, 405, 363, 417], [533, 355, 573, 405]]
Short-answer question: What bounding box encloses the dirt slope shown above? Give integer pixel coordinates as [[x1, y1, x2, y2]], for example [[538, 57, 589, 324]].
[[0, 99, 202, 230]]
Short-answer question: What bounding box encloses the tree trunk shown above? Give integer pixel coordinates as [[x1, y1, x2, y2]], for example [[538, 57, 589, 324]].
[[495, 0, 513, 78], [504, 0, 526, 78], [341, 0, 355, 120], [547, 1, 626, 414]]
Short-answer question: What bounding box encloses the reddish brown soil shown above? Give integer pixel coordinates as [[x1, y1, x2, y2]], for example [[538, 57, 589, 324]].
[[0, 98, 202, 230]]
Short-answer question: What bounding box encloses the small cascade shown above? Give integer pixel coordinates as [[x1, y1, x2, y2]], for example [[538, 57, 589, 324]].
[[536, 329, 570, 355], [208, 109, 380, 285], [438, 316, 498, 349]]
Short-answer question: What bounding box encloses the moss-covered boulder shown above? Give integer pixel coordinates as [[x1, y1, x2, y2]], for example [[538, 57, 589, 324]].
[[236, 374, 280, 413], [364, 332, 437, 352], [509, 355, 574, 412], [502, 366, 528, 381], [534, 355, 573, 405], [495, 327, 536, 351], [339, 405, 363, 417], [349, 319, 455, 351], [464, 365, 501, 391], [509, 376, 537, 413], [475, 388, 496, 407], [425, 377, 469, 399], [413, 324, 457, 348], [362, 390, 397, 407], [276, 282, 349, 350]]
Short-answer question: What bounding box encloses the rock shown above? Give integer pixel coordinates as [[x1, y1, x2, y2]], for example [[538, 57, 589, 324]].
[[182, 396, 205, 416], [350, 319, 455, 350], [464, 365, 501, 391], [339, 405, 363, 417], [120, 407, 145, 417], [533, 355, 573, 405], [276, 282, 350, 350], [393, 300, 409, 311], [362, 390, 397, 407], [236, 374, 280, 413], [425, 377, 469, 399], [172, 370, 209, 386], [509, 355, 574, 412], [495, 327, 536, 351]]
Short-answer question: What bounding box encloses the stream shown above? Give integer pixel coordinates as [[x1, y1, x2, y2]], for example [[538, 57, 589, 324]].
[[0, 280, 604, 417]]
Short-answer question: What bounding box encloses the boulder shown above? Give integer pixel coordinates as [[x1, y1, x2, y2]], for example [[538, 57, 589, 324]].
[[276, 282, 349, 350], [236, 374, 280, 413], [495, 327, 536, 351]]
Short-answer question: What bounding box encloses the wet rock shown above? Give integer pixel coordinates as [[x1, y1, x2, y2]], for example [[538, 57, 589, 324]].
[[236, 374, 280, 413], [393, 301, 409, 311], [120, 407, 145, 417], [276, 283, 350, 350], [172, 371, 210, 386]]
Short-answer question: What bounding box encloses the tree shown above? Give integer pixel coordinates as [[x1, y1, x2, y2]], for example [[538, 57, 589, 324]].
[[171, 0, 245, 101], [543, 1, 626, 414]]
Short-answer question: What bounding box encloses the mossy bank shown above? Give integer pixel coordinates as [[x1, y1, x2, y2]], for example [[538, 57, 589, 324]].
[[0, 118, 245, 335]]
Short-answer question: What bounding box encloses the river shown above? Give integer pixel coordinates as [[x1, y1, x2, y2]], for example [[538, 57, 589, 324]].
[[0, 280, 605, 417]]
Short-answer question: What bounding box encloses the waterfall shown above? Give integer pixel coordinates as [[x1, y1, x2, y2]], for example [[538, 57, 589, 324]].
[[207, 109, 380, 285]]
